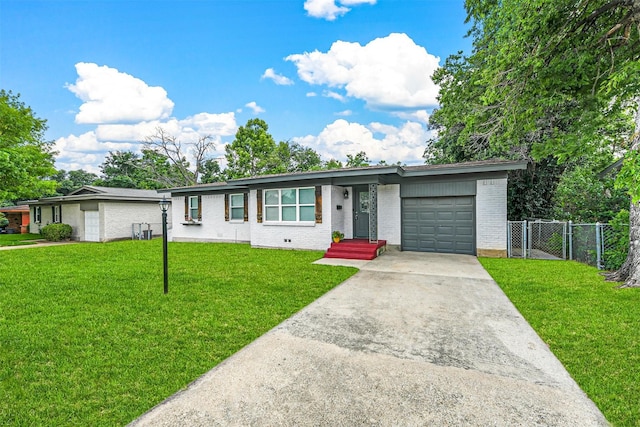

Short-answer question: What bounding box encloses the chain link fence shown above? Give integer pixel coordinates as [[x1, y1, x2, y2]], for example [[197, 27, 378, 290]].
[[508, 220, 629, 270]]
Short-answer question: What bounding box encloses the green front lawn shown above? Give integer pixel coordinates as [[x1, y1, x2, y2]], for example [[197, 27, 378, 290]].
[[0, 233, 41, 246], [0, 240, 357, 426], [480, 258, 640, 427]]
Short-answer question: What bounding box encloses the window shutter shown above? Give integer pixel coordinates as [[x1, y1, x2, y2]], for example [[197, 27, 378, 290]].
[[315, 186, 322, 224], [197, 196, 202, 221], [184, 197, 189, 221], [59, 206, 62, 223], [224, 194, 229, 221], [51, 206, 55, 223], [256, 189, 263, 223], [243, 193, 249, 222]]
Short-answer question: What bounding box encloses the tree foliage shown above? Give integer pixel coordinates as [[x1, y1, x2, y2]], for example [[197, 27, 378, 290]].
[[553, 163, 629, 222], [143, 127, 215, 186], [224, 119, 280, 179], [0, 90, 57, 202], [345, 151, 371, 168], [275, 141, 323, 173], [53, 169, 99, 195], [429, 0, 640, 284]]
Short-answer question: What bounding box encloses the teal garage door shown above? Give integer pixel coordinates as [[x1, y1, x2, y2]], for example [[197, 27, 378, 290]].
[[402, 196, 475, 255]]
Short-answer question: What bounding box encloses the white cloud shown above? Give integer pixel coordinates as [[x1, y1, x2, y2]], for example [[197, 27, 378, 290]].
[[392, 109, 430, 124], [335, 110, 353, 116], [304, 0, 375, 20], [66, 62, 174, 124], [292, 119, 432, 164], [261, 68, 294, 85], [324, 90, 346, 102], [54, 131, 132, 174], [58, 63, 239, 174], [304, 0, 349, 20], [306, 92, 318, 97], [286, 33, 440, 109], [245, 101, 265, 114]]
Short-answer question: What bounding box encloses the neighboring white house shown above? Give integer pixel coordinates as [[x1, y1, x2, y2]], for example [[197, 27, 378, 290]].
[[28, 186, 171, 242], [161, 160, 527, 257]]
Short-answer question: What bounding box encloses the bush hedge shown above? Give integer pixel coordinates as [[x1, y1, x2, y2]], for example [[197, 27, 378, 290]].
[[40, 223, 73, 241]]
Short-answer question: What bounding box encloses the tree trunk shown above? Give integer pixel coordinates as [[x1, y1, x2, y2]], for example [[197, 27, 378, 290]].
[[606, 201, 640, 287], [605, 98, 640, 288]]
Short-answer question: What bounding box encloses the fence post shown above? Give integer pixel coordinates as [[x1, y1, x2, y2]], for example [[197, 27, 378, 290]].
[[523, 220, 528, 259], [562, 222, 567, 259], [568, 220, 573, 260], [507, 221, 511, 258], [595, 222, 602, 270]]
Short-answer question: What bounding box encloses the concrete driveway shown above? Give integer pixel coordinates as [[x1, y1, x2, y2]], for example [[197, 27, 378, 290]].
[[130, 249, 607, 426]]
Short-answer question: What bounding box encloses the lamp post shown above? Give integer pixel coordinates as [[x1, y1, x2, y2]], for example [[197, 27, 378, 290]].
[[159, 196, 170, 294]]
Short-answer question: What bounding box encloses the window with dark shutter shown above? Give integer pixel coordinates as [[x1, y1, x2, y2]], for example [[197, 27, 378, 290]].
[[243, 193, 249, 222], [315, 186, 322, 223], [256, 189, 263, 223]]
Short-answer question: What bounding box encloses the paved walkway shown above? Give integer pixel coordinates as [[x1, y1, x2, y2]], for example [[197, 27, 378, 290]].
[[130, 249, 607, 426], [0, 239, 79, 250]]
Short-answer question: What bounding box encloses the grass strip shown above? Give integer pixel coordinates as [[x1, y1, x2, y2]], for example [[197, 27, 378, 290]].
[[0, 240, 356, 426], [0, 233, 42, 246], [479, 258, 640, 427]]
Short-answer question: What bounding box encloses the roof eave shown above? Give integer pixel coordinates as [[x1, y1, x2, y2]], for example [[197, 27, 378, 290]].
[[232, 166, 401, 186], [402, 161, 527, 177]]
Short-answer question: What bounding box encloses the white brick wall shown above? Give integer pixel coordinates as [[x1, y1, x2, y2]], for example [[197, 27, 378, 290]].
[[29, 201, 168, 242], [377, 184, 401, 245], [102, 202, 169, 241], [170, 195, 250, 243], [249, 186, 332, 251], [62, 203, 82, 240], [331, 186, 347, 239], [476, 178, 507, 252]]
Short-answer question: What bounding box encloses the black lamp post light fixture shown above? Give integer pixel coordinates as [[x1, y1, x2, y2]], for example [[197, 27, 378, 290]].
[[343, 188, 349, 199], [159, 196, 170, 294]]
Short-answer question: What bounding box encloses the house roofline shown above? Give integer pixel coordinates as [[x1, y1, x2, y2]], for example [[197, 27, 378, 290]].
[[28, 194, 167, 205], [158, 160, 528, 195]]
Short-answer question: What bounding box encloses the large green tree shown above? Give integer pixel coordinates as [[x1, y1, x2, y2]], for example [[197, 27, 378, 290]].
[[275, 141, 323, 173], [430, 0, 640, 285], [0, 90, 57, 201], [53, 169, 99, 195], [96, 149, 191, 189], [224, 119, 280, 179]]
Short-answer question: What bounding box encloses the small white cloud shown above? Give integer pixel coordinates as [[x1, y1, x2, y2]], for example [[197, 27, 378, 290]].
[[324, 90, 346, 102], [304, 0, 375, 20], [292, 118, 433, 165], [335, 110, 353, 116], [304, 0, 349, 20], [66, 62, 174, 124], [245, 102, 265, 114], [392, 109, 430, 124], [286, 33, 440, 109], [306, 92, 318, 97], [261, 68, 294, 85], [340, 0, 375, 5]]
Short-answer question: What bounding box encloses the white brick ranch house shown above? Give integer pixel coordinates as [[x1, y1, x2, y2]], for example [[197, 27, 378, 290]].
[[28, 186, 171, 242], [160, 160, 526, 257]]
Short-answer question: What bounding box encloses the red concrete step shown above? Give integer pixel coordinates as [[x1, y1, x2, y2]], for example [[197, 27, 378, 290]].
[[323, 239, 387, 260]]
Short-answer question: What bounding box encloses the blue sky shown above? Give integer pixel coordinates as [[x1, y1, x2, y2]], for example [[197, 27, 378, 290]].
[[1, 0, 471, 174]]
